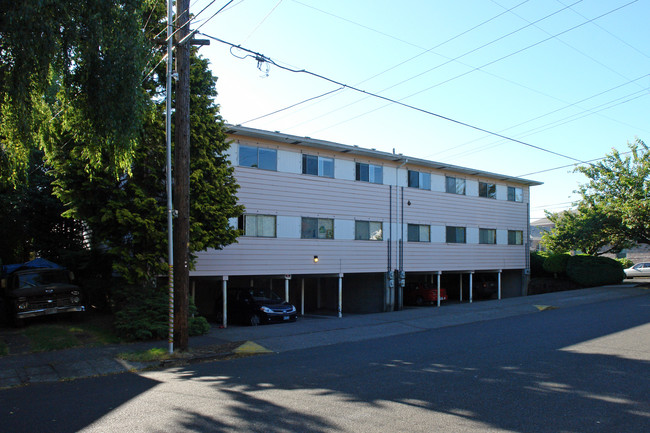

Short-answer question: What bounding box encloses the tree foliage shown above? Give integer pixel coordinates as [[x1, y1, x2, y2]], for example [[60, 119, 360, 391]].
[[542, 139, 649, 254], [0, 0, 150, 185], [0, 149, 86, 265], [49, 48, 243, 285]]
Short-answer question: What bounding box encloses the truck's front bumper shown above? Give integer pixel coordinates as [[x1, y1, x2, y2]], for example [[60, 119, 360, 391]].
[[17, 305, 85, 319]]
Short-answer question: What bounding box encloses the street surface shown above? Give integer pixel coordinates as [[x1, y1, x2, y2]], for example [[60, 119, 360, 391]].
[[1, 294, 648, 432]]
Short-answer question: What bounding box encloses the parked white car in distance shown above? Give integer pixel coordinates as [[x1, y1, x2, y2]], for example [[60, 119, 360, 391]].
[[624, 262, 650, 278]]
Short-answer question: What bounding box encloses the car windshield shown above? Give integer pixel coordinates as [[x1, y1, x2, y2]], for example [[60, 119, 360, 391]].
[[17, 270, 69, 289], [249, 289, 283, 302]]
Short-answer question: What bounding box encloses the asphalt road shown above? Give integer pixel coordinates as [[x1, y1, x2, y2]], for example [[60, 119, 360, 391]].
[[1, 294, 648, 433]]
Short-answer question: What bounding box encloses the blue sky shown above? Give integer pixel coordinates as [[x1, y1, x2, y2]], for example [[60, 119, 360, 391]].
[[191, 0, 650, 220]]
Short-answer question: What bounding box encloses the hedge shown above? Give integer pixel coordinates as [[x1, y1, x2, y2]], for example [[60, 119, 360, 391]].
[[566, 255, 625, 287]]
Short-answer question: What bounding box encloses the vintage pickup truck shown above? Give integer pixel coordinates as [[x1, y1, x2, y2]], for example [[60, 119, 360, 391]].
[[0, 258, 85, 325]]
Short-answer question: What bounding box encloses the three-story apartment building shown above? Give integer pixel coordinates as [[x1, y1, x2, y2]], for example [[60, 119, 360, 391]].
[[191, 126, 541, 321]]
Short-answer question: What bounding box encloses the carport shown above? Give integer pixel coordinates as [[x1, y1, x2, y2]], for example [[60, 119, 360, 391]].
[[193, 272, 345, 328]]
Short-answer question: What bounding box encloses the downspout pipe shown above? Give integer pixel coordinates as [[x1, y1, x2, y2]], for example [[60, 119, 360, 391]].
[[395, 158, 408, 311]]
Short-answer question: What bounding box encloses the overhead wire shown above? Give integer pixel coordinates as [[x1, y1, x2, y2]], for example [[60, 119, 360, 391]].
[[199, 31, 588, 164], [305, 0, 639, 137]]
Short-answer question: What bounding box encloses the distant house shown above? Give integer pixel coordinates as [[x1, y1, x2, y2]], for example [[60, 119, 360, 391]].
[[530, 217, 554, 252]]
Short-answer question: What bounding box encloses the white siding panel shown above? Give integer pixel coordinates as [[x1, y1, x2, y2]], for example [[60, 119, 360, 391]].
[[466, 179, 478, 196], [497, 229, 508, 245], [278, 149, 301, 174], [226, 143, 237, 166], [431, 173, 445, 192], [496, 184, 507, 201], [467, 227, 478, 244], [336, 219, 355, 240], [336, 159, 355, 181], [277, 215, 300, 238], [431, 225, 445, 243], [383, 165, 397, 186]]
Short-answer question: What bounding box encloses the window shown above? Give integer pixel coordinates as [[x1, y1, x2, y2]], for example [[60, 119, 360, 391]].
[[355, 220, 383, 240], [407, 224, 430, 242], [302, 154, 334, 178], [508, 186, 523, 202], [408, 170, 431, 190], [301, 217, 334, 239], [508, 230, 523, 245], [479, 182, 496, 199], [239, 145, 277, 170], [479, 228, 496, 244], [446, 226, 466, 243], [238, 214, 276, 237], [445, 176, 466, 195], [356, 162, 383, 184]]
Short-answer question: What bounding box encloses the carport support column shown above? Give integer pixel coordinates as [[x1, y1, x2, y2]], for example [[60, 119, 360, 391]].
[[469, 272, 474, 304], [301, 278, 305, 316], [221, 277, 228, 329], [437, 271, 442, 307], [498, 270, 502, 300], [338, 273, 343, 318], [459, 274, 463, 302], [284, 275, 290, 303]]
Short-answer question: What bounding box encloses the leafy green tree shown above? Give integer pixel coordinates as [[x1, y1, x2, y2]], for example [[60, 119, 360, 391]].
[[0, 0, 150, 185], [0, 149, 85, 265], [542, 139, 649, 254], [49, 49, 243, 286], [575, 139, 650, 245], [541, 206, 630, 255]]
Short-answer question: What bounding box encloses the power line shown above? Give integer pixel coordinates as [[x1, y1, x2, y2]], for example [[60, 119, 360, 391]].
[[240, 86, 345, 125], [305, 0, 639, 137], [199, 31, 588, 164], [518, 150, 633, 177]]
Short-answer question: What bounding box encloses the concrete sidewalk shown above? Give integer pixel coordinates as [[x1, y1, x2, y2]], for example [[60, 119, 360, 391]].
[[0, 284, 647, 389]]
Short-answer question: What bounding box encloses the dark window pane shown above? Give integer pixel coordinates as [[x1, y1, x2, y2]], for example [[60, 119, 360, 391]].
[[258, 148, 277, 170], [239, 145, 258, 167], [303, 154, 318, 175], [357, 163, 369, 182], [301, 217, 317, 238], [408, 224, 419, 241], [408, 171, 419, 188], [446, 177, 455, 193], [355, 221, 369, 240], [446, 226, 456, 243]]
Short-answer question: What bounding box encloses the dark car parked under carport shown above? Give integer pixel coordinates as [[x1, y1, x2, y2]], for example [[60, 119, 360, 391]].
[[227, 288, 297, 326]]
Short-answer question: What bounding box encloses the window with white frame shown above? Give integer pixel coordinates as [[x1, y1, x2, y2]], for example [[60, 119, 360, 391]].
[[479, 228, 496, 244], [239, 145, 277, 171], [508, 230, 523, 245], [355, 220, 383, 240], [446, 226, 466, 243], [301, 217, 334, 239], [302, 154, 334, 178], [479, 182, 496, 199], [238, 214, 276, 237], [355, 162, 383, 184], [407, 224, 430, 242], [507, 186, 523, 202], [408, 170, 431, 190], [445, 176, 466, 195]]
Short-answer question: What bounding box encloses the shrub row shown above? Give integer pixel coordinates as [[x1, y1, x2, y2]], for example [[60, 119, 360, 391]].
[[531, 252, 625, 287]]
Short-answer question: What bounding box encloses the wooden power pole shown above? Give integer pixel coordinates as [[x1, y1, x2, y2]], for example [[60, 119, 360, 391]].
[[174, 0, 191, 351]]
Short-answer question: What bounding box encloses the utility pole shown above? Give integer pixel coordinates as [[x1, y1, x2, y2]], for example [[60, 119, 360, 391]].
[[166, 0, 174, 355], [174, 0, 191, 351]]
